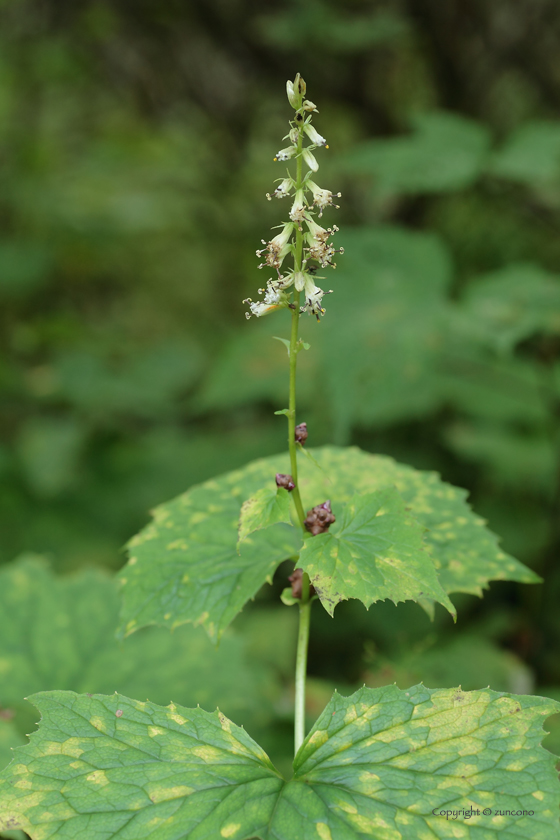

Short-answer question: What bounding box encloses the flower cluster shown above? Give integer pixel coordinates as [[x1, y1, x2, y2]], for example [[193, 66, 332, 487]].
[[244, 74, 343, 322]]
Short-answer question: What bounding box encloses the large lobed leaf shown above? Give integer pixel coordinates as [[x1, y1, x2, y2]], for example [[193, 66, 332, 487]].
[[1, 685, 558, 839], [119, 447, 538, 640]]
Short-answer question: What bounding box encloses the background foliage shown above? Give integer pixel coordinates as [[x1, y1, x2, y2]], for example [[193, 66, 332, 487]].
[[1, 0, 560, 792]]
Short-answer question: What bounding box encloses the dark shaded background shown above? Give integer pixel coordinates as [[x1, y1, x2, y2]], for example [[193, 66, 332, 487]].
[[2, 0, 560, 775]]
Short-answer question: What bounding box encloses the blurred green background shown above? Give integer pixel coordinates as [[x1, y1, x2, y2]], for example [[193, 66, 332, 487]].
[[1, 0, 560, 782]]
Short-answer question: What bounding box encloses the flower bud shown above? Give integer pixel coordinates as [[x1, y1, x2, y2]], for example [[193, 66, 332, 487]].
[[304, 500, 336, 535], [276, 473, 295, 491], [302, 149, 319, 172], [295, 422, 308, 444], [286, 80, 299, 109], [294, 73, 306, 96]]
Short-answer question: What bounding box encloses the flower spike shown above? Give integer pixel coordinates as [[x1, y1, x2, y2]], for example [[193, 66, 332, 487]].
[[244, 75, 343, 320]]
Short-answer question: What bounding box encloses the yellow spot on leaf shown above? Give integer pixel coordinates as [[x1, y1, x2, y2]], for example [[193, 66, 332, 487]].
[[316, 823, 332, 840], [167, 539, 189, 550], [90, 716, 108, 733], [86, 771, 109, 786], [307, 729, 328, 749], [148, 726, 166, 737], [192, 746, 222, 761], [221, 824, 241, 838], [532, 791, 544, 800], [62, 738, 84, 758], [170, 714, 187, 726], [149, 785, 194, 803]]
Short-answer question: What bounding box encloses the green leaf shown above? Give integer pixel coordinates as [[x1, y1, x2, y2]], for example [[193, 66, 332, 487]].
[[489, 121, 560, 185], [365, 633, 534, 696], [457, 263, 560, 353], [120, 465, 300, 642], [2, 685, 559, 839], [299, 488, 455, 617], [274, 408, 290, 416], [0, 556, 282, 742], [321, 226, 452, 441], [343, 111, 490, 196], [238, 486, 292, 550], [0, 691, 284, 839]]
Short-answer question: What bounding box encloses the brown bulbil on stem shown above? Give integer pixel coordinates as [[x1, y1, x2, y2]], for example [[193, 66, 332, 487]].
[[276, 473, 295, 491], [288, 567, 316, 599], [304, 500, 335, 535], [295, 422, 308, 444]]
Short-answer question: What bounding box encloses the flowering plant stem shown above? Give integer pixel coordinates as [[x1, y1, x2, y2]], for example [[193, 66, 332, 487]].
[[246, 72, 342, 756], [288, 127, 312, 756]]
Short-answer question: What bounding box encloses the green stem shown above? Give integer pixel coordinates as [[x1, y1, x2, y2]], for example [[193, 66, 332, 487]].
[[294, 575, 311, 754]]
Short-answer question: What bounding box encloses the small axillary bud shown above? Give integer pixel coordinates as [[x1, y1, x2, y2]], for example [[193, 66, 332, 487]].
[[276, 473, 295, 491], [288, 567, 316, 599], [304, 500, 336, 536], [294, 422, 308, 444]]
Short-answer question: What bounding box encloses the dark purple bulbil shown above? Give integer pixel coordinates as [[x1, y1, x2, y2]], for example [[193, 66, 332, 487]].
[[275, 473, 296, 491], [304, 500, 335, 535]]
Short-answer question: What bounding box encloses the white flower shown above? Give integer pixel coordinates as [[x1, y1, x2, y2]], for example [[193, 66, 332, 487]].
[[303, 100, 318, 112], [304, 124, 327, 146], [289, 189, 307, 223], [267, 178, 293, 200], [256, 223, 294, 269], [243, 282, 290, 319], [305, 221, 341, 267], [300, 279, 333, 320], [275, 146, 297, 162], [302, 149, 319, 172], [307, 180, 341, 217]]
